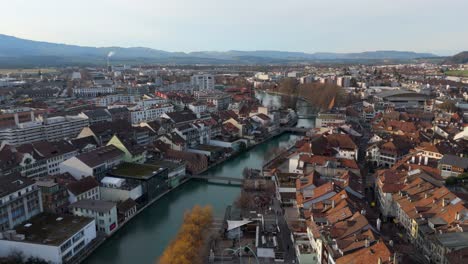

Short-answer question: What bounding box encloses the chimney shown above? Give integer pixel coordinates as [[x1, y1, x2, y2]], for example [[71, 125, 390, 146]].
[[424, 156, 428, 166], [332, 199, 335, 208], [456, 212, 460, 221], [377, 257, 382, 264], [443, 198, 449, 207], [14, 113, 19, 126], [411, 156, 415, 163], [30, 111, 34, 121], [365, 238, 370, 248]]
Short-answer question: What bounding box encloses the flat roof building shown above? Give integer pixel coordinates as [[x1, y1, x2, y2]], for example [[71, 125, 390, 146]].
[[0, 213, 96, 264]]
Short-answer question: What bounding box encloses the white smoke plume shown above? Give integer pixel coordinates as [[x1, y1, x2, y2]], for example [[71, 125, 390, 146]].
[[107, 51, 115, 58]]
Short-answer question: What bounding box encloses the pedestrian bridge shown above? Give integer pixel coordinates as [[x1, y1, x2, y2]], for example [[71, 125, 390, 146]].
[[188, 175, 244, 185], [279, 126, 309, 134]]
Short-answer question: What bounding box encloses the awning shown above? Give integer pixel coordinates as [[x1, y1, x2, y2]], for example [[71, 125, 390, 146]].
[[227, 220, 253, 231]]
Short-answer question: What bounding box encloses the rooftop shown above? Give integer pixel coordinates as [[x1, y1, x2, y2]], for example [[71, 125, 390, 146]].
[[69, 199, 116, 213], [13, 213, 94, 246], [67, 176, 99, 196], [76, 145, 124, 168], [0, 174, 35, 198], [435, 232, 468, 249], [110, 162, 167, 180]]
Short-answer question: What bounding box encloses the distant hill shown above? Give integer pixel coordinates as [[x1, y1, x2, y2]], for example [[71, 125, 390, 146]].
[[0, 34, 439, 67], [443, 51, 468, 64]]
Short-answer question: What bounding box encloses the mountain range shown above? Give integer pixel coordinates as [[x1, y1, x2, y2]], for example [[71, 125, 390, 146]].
[[0, 34, 439, 67], [443, 51, 468, 64]]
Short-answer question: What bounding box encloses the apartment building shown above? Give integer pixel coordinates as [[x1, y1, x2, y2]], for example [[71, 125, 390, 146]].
[[70, 199, 118, 235], [315, 113, 346, 128], [0, 174, 42, 231], [0, 140, 78, 177], [73, 86, 115, 97], [60, 145, 125, 180], [0, 114, 89, 145], [0, 213, 96, 264], [191, 74, 214, 90], [129, 104, 174, 124]]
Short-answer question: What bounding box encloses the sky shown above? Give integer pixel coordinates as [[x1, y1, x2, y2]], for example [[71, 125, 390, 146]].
[[1, 0, 467, 55]]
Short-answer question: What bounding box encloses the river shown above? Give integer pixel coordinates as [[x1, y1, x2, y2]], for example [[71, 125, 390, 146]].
[[84, 93, 315, 264]]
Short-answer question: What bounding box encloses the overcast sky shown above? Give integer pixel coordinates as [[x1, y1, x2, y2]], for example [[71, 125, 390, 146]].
[[1, 0, 467, 55]]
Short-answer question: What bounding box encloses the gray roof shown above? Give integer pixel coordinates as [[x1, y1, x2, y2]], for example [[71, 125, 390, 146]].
[[83, 109, 111, 119], [69, 199, 116, 213], [440, 155, 468, 169], [374, 89, 417, 98], [435, 232, 468, 249], [76, 145, 124, 168], [14, 213, 94, 246], [0, 174, 35, 198]]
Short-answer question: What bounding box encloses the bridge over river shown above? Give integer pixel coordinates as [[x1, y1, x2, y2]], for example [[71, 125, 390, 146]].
[[187, 175, 244, 185]]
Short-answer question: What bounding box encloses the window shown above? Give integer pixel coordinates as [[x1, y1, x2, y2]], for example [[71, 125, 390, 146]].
[[73, 240, 85, 254], [72, 230, 84, 243], [60, 239, 72, 252]]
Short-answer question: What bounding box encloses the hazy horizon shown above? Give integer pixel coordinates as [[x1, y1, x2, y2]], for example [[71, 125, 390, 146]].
[[1, 0, 467, 56]]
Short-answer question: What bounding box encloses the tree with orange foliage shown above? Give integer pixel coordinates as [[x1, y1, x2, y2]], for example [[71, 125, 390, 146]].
[[158, 205, 213, 264]]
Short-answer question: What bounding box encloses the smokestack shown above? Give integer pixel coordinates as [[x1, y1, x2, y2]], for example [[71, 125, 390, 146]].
[[424, 156, 428, 166], [14, 113, 19, 126], [30, 111, 34, 121], [107, 51, 115, 72]]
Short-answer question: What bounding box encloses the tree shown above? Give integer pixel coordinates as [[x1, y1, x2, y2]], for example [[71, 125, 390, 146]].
[[158, 205, 213, 264], [438, 101, 458, 113], [445, 176, 458, 186]]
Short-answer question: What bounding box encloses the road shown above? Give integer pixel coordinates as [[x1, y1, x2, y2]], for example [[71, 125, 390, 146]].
[[272, 198, 297, 263]]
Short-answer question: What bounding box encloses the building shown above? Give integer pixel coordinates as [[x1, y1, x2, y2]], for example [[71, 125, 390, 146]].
[[373, 89, 428, 109], [66, 176, 100, 203], [108, 163, 169, 203], [106, 135, 147, 163], [69, 199, 118, 235], [94, 94, 136, 107], [315, 113, 346, 128], [191, 74, 214, 90], [59, 145, 125, 180], [0, 174, 42, 231], [188, 102, 207, 118], [439, 155, 468, 178], [36, 179, 69, 214], [117, 198, 138, 224], [149, 160, 186, 188], [0, 109, 45, 128], [73, 86, 115, 97], [0, 140, 78, 178], [129, 104, 174, 124], [194, 91, 231, 110], [100, 176, 143, 202], [0, 114, 89, 145], [0, 213, 96, 264], [80, 109, 112, 125], [174, 122, 211, 147]]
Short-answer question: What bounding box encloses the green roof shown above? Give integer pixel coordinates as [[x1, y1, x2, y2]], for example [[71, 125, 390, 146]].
[[110, 162, 166, 179]]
